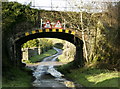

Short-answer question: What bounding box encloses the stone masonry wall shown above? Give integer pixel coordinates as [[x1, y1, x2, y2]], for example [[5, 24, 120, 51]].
[[22, 47, 41, 60]]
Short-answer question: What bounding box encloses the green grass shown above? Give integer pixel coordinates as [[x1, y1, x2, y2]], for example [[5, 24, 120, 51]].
[[2, 67, 32, 87], [56, 62, 76, 74], [29, 49, 57, 63], [57, 55, 74, 63], [65, 68, 120, 88]]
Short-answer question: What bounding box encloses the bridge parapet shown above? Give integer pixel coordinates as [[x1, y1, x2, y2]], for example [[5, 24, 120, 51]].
[[13, 19, 87, 42]]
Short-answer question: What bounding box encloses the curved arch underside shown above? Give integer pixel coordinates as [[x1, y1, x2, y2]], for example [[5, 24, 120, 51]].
[[16, 32, 83, 46]]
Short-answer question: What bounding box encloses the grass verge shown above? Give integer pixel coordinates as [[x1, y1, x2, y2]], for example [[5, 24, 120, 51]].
[[57, 55, 74, 63], [28, 49, 57, 63], [2, 67, 32, 88], [57, 65, 120, 88]]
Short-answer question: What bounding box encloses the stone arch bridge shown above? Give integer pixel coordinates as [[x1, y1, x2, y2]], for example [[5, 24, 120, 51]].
[[9, 27, 86, 67]]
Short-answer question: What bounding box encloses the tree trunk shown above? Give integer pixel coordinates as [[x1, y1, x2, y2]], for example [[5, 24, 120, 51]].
[[80, 12, 88, 62]]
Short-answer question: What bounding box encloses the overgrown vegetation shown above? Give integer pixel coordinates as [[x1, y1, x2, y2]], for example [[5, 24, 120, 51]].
[[39, 2, 120, 70], [2, 67, 32, 87], [2, 2, 39, 36], [92, 3, 120, 70], [2, 2, 39, 87], [2, 1, 39, 67], [22, 38, 53, 53], [23, 49, 57, 63], [57, 41, 76, 63]]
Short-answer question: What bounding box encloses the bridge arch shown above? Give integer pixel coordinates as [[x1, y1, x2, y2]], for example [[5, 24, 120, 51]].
[[13, 28, 84, 67]]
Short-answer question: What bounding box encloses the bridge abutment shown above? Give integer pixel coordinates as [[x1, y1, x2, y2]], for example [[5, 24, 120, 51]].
[[74, 44, 84, 67], [13, 43, 26, 67]]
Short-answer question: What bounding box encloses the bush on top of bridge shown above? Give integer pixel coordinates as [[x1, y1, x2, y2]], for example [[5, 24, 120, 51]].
[[2, 2, 38, 35]]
